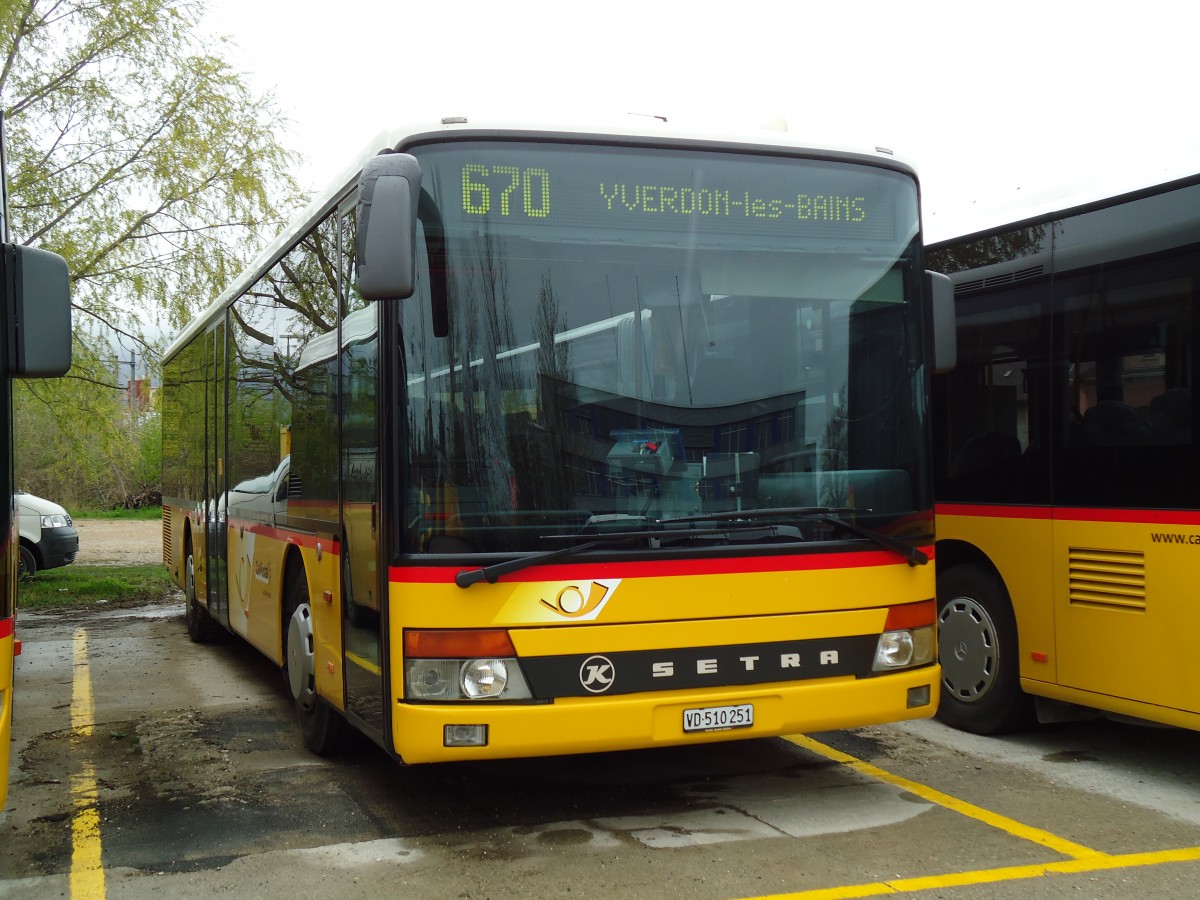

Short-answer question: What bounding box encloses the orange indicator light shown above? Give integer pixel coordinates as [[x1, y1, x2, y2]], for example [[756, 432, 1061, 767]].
[[405, 629, 516, 658], [884, 600, 935, 630]]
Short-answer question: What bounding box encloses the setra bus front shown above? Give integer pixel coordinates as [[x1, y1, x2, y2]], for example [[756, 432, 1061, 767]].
[[354, 123, 950, 762]]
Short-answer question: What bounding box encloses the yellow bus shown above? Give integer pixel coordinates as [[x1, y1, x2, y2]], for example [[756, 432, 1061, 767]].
[[162, 117, 953, 762], [0, 112, 73, 807], [929, 172, 1200, 733]]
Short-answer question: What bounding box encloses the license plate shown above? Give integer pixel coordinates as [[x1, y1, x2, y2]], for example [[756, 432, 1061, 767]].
[[682, 703, 754, 733]]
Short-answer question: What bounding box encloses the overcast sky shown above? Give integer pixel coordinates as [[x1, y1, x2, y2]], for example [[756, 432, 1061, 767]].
[[201, 0, 1198, 241]]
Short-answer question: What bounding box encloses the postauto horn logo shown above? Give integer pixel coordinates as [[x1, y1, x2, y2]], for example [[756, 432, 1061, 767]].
[[540, 579, 620, 621]]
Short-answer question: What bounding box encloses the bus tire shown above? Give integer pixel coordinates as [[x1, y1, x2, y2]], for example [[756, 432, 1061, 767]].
[[184, 538, 220, 643], [284, 570, 353, 755], [936, 564, 1033, 734]]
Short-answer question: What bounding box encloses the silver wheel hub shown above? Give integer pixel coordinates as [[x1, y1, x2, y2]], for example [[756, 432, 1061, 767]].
[[185, 554, 196, 603], [287, 602, 317, 711], [938, 597, 999, 702]]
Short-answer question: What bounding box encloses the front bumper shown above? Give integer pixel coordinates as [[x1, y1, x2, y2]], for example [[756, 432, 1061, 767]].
[[38, 526, 80, 570]]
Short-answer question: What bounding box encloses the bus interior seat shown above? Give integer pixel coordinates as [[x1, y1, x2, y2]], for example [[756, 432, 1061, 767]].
[[1148, 388, 1192, 444], [1082, 400, 1154, 446]]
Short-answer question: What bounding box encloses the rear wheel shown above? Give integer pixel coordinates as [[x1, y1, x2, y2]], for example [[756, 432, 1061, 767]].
[[936, 565, 1034, 734], [284, 569, 353, 755], [184, 539, 220, 643]]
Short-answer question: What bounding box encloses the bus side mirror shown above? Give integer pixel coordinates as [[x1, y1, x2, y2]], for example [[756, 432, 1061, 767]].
[[3, 243, 72, 377], [356, 152, 422, 301], [926, 270, 956, 374]]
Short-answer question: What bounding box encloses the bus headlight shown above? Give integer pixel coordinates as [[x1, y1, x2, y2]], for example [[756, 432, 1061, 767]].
[[872, 625, 935, 671], [870, 601, 936, 673], [405, 657, 532, 700], [403, 629, 533, 701], [461, 658, 509, 698], [407, 660, 458, 699]]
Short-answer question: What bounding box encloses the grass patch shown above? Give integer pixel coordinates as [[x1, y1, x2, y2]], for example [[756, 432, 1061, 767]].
[[18, 564, 177, 611], [72, 506, 163, 521]]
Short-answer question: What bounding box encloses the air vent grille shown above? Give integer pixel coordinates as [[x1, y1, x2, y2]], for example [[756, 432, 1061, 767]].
[[955, 265, 1045, 294], [1068, 547, 1146, 611]]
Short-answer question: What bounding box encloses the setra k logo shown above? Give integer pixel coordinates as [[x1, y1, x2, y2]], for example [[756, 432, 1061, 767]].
[[540, 579, 620, 621], [579, 655, 615, 693]]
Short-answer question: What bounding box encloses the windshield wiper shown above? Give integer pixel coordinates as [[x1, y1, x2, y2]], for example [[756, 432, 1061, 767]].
[[818, 514, 929, 567], [455, 524, 805, 589], [455, 539, 606, 588], [658, 506, 930, 567]]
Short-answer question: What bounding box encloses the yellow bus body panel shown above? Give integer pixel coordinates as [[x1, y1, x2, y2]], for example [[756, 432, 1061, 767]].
[[0, 631, 11, 809], [392, 667, 938, 764], [163, 504, 189, 588], [393, 552, 934, 629], [162, 508, 345, 708], [228, 525, 283, 657], [1051, 516, 1200, 715], [300, 540, 345, 709], [939, 507, 1200, 725], [164, 499, 939, 759], [937, 510, 1057, 685], [388, 554, 938, 762]]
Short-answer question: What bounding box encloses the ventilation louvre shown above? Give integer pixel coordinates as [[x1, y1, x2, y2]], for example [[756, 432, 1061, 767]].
[[162, 514, 173, 569], [955, 265, 1045, 294], [1068, 547, 1146, 611]]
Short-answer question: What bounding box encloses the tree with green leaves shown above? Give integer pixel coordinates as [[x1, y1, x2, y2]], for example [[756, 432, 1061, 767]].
[[2, 0, 303, 507]]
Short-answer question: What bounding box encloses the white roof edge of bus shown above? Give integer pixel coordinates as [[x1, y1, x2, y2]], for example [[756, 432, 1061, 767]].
[[163, 115, 917, 363], [925, 162, 1200, 246]]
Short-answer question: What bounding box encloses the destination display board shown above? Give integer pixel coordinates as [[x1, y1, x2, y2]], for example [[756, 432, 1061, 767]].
[[416, 141, 916, 245]]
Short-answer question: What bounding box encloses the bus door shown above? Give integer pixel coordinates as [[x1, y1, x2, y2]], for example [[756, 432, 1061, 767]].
[[205, 318, 229, 627], [338, 205, 385, 737]]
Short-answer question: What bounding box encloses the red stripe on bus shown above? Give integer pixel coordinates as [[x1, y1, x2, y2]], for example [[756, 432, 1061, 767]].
[[390, 547, 934, 584], [936, 503, 1200, 526], [223, 519, 341, 554], [0, 617, 12, 639], [936, 503, 1052, 520]]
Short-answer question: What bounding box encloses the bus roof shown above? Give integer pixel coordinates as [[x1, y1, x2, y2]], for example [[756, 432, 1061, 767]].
[[163, 115, 919, 364], [926, 165, 1200, 249]]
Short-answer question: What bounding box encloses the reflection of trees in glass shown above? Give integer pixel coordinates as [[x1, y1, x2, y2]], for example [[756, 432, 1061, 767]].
[[928, 223, 1049, 275], [162, 339, 208, 501], [535, 276, 570, 383], [446, 226, 519, 520], [229, 222, 340, 408], [528, 275, 576, 511], [230, 218, 341, 495]]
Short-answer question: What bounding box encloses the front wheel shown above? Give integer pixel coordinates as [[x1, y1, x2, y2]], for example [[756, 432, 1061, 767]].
[[936, 565, 1034, 734], [17, 544, 36, 581], [284, 572, 353, 755]]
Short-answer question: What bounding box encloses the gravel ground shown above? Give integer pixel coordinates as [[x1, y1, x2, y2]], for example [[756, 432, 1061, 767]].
[[72, 518, 163, 566]]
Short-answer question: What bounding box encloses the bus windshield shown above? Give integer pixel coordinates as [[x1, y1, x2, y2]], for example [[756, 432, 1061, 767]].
[[401, 142, 926, 554]]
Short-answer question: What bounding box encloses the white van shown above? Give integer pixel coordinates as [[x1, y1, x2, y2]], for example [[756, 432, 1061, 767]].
[[16, 492, 80, 578]]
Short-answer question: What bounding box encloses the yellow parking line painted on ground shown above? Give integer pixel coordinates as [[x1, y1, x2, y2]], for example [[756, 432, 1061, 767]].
[[786, 734, 1102, 860], [70, 629, 106, 900], [753, 734, 1200, 900], [744, 845, 1200, 899]]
